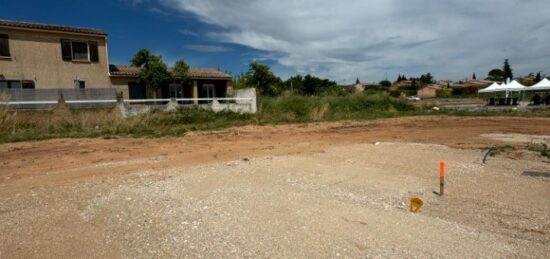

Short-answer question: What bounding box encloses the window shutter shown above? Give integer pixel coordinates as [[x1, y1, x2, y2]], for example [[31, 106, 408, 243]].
[[60, 39, 72, 61], [89, 41, 99, 62], [0, 34, 10, 57]]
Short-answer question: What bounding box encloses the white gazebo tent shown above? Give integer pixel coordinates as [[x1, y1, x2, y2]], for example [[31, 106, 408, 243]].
[[478, 82, 508, 105], [524, 78, 550, 105], [478, 82, 501, 93], [503, 80, 527, 92], [528, 78, 550, 91], [478, 80, 527, 105], [504, 80, 527, 104]]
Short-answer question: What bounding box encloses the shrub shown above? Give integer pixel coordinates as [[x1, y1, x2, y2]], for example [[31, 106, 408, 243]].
[[527, 143, 549, 158], [436, 88, 453, 98]]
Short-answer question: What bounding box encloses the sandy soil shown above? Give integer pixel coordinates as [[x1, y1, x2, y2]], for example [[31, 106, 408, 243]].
[[0, 116, 549, 258]]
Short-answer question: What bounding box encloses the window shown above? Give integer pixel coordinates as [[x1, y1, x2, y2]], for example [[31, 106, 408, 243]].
[[89, 41, 99, 62], [0, 80, 22, 89], [0, 34, 10, 57], [60, 39, 99, 62], [74, 80, 85, 89], [72, 41, 88, 60], [22, 80, 35, 89]]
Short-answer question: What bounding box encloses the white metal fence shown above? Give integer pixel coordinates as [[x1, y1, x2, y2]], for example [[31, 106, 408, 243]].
[[1, 88, 258, 114], [0, 88, 117, 109]]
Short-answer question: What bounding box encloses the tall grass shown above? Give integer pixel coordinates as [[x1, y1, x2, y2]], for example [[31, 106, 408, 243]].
[[257, 91, 415, 123], [0, 106, 253, 143], [1, 91, 547, 143]]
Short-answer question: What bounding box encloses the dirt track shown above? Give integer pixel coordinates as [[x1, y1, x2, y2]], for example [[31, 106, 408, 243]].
[[1, 116, 549, 258], [1, 116, 549, 194]]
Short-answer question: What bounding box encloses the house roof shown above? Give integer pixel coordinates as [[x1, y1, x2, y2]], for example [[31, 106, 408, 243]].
[[0, 19, 107, 36], [109, 64, 232, 80], [421, 84, 444, 90], [463, 79, 494, 85], [188, 68, 232, 80], [109, 64, 141, 77]]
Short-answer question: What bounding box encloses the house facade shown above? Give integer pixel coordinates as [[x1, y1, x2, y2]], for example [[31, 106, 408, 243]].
[[0, 19, 231, 101], [417, 84, 443, 98], [110, 65, 232, 101], [0, 19, 111, 89]]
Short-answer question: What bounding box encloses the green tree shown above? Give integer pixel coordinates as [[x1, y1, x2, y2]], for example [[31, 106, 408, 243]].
[[535, 72, 542, 83], [472, 73, 476, 80], [410, 78, 417, 90], [232, 73, 248, 90], [302, 74, 339, 95], [396, 74, 402, 82], [379, 80, 392, 88], [419, 73, 434, 85], [246, 62, 282, 96], [172, 59, 190, 84], [503, 59, 513, 80], [356, 78, 360, 84], [284, 75, 305, 94], [131, 48, 171, 98], [486, 68, 505, 81]]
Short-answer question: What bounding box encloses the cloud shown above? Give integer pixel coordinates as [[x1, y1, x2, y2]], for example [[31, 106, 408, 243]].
[[149, 7, 171, 16], [185, 44, 233, 52], [129, 0, 148, 5], [179, 29, 199, 37], [160, 0, 550, 82]]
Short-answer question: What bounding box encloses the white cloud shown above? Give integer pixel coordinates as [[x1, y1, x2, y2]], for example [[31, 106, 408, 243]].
[[185, 44, 232, 52], [179, 29, 199, 37], [160, 0, 550, 83], [149, 7, 171, 16]]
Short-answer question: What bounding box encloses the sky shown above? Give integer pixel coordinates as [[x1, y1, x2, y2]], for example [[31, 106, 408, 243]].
[[1, 0, 549, 84]]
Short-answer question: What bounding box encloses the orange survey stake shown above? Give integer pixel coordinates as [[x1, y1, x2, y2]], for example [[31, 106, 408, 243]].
[[439, 160, 445, 196]]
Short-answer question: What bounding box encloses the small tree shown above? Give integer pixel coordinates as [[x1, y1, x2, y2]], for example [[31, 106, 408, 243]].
[[419, 73, 434, 85], [232, 73, 248, 90], [486, 68, 505, 81], [356, 78, 360, 84], [172, 59, 191, 85], [535, 72, 542, 83], [379, 80, 392, 88], [131, 49, 171, 98], [503, 59, 513, 80], [246, 62, 282, 96], [284, 75, 304, 94], [472, 73, 477, 80]]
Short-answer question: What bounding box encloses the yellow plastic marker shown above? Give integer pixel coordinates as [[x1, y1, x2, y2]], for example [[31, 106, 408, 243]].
[[410, 197, 423, 213]]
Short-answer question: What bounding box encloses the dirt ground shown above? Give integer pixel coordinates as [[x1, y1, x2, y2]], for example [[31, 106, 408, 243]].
[[0, 116, 549, 258]]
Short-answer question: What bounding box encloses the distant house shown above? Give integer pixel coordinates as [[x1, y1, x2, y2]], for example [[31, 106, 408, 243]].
[[342, 83, 365, 94], [342, 82, 386, 94], [417, 84, 444, 98], [0, 19, 232, 101], [450, 79, 493, 95]]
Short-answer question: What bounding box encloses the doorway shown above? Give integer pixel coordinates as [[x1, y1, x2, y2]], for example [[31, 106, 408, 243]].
[[202, 84, 215, 100], [128, 82, 146, 99]]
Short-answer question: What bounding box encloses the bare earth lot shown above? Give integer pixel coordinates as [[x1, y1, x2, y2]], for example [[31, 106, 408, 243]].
[[1, 116, 549, 258]]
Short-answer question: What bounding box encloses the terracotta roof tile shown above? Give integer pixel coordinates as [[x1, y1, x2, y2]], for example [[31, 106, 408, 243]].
[[109, 65, 232, 80], [188, 68, 232, 80], [109, 64, 141, 76], [0, 19, 107, 36]]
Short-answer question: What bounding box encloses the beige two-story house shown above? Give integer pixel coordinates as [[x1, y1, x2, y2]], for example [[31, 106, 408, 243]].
[[0, 19, 111, 89], [0, 19, 232, 101]]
